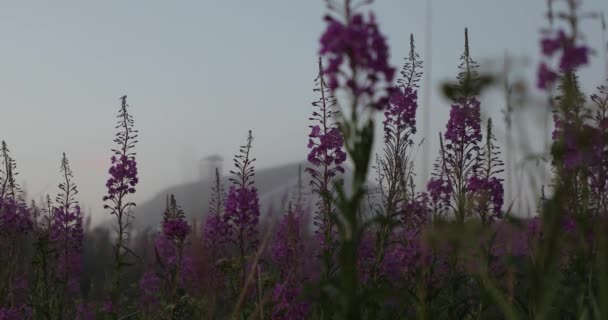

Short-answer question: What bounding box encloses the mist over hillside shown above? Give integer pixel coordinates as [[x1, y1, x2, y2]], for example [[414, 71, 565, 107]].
[[133, 161, 351, 229]]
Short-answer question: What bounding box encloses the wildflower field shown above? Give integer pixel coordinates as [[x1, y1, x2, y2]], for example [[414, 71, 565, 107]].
[[1, 0, 608, 319]]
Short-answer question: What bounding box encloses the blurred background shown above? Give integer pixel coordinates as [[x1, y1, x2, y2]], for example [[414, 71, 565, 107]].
[[0, 0, 606, 227]]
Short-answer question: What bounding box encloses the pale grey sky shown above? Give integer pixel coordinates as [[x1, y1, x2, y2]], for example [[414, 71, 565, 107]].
[[0, 0, 606, 224]]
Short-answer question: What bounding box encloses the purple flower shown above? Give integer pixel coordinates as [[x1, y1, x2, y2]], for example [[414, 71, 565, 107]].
[[103, 155, 138, 200], [540, 30, 566, 56], [537, 63, 558, 89], [271, 282, 310, 320], [162, 218, 191, 243], [224, 185, 260, 251], [444, 98, 482, 145], [139, 271, 161, 312], [203, 212, 229, 252], [537, 28, 590, 90], [154, 234, 196, 290], [357, 231, 376, 284], [403, 193, 430, 231], [51, 205, 84, 287], [383, 86, 418, 141], [468, 177, 504, 213], [271, 210, 303, 280], [0, 197, 32, 236], [0, 305, 32, 320], [307, 59, 344, 266], [559, 45, 589, 72], [307, 126, 347, 170], [380, 229, 423, 282], [427, 178, 452, 205], [319, 11, 395, 109], [555, 122, 603, 170]]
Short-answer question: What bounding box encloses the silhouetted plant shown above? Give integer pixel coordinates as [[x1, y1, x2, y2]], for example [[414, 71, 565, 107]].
[[103, 95, 139, 319], [306, 58, 346, 284], [430, 29, 483, 224], [225, 130, 260, 290], [369, 33, 423, 285]]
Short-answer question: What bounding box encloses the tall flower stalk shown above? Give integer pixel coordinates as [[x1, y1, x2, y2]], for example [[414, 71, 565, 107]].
[[270, 203, 309, 320], [467, 119, 505, 224], [46, 153, 83, 318], [203, 168, 227, 264], [306, 57, 346, 282], [0, 141, 23, 203], [589, 83, 608, 213], [370, 34, 423, 283], [103, 95, 139, 318], [0, 141, 31, 316], [225, 130, 260, 289], [429, 29, 483, 223], [319, 0, 395, 318], [159, 195, 191, 303]]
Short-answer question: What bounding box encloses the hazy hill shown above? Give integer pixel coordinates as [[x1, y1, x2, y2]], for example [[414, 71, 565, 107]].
[[133, 161, 319, 229]]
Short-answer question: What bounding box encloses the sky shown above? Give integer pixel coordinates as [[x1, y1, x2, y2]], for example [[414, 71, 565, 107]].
[[0, 0, 606, 224]]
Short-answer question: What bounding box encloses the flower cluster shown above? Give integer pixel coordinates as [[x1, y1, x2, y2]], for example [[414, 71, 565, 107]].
[[154, 234, 196, 289], [380, 229, 424, 282], [307, 126, 347, 173], [320, 6, 395, 109], [103, 95, 138, 314], [50, 205, 84, 293], [537, 28, 590, 89], [224, 185, 260, 250], [307, 59, 345, 267], [271, 211, 301, 274], [402, 194, 430, 231], [103, 95, 139, 205], [271, 282, 310, 320], [427, 177, 452, 207], [553, 122, 603, 170], [104, 155, 138, 199], [356, 231, 376, 284], [383, 87, 418, 139], [201, 167, 230, 291], [138, 270, 161, 312], [444, 98, 482, 146], [270, 205, 310, 319], [0, 198, 32, 236], [203, 211, 229, 251], [0, 305, 32, 320], [162, 218, 190, 243], [467, 176, 504, 217], [223, 130, 261, 288]]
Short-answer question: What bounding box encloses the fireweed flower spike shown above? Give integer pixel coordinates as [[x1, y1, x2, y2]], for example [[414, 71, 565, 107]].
[[589, 83, 608, 213], [0, 142, 32, 317], [48, 153, 84, 317], [537, 1, 591, 90], [0, 141, 24, 203], [270, 204, 310, 320], [306, 57, 346, 281], [318, 1, 395, 319], [203, 168, 228, 265], [225, 130, 260, 288], [158, 194, 192, 302], [103, 95, 139, 318], [370, 34, 423, 284], [320, 0, 395, 110], [429, 28, 484, 223], [466, 119, 505, 224]]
